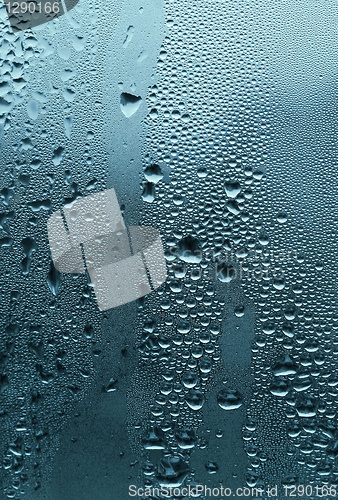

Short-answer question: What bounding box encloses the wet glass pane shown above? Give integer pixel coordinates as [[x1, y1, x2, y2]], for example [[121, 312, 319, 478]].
[[0, 0, 338, 498]]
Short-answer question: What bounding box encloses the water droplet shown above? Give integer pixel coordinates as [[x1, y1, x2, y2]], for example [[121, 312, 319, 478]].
[[120, 92, 142, 118], [277, 212, 288, 223], [186, 389, 204, 410], [177, 235, 202, 263], [216, 264, 235, 283], [217, 388, 243, 410]]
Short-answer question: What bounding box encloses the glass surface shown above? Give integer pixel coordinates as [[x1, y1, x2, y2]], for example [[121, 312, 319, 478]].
[[0, 0, 338, 498]]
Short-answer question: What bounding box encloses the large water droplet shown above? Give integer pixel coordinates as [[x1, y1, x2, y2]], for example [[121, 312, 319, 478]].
[[186, 389, 205, 410], [144, 164, 163, 183], [217, 388, 243, 410], [120, 93, 142, 118], [225, 180, 241, 198], [177, 235, 202, 264], [216, 264, 235, 283]]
